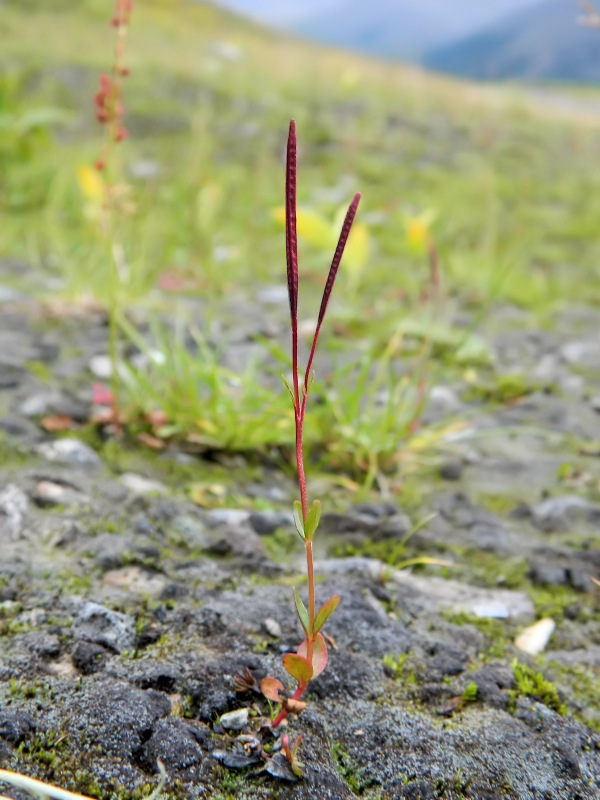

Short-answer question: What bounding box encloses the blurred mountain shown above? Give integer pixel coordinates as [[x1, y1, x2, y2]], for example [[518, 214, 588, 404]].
[[423, 0, 600, 82], [292, 0, 546, 59]]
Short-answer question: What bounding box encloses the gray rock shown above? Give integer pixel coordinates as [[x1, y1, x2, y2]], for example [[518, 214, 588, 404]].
[[0, 484, 28, 541], [36, 438, 101, 467], [533, 495, 600, 532], [560, 338, 600, 368], [391, 571, 535, 621], [529, 561, 567, 587], [248, 510, 293, 536], [73, 601, 136, 653]]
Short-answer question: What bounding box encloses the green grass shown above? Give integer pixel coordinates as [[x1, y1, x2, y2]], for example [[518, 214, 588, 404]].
[[3, 0, 600, 484]]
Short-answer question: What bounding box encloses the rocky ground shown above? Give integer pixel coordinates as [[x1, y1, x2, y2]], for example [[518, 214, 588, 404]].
[[1, 262, 600, 800]]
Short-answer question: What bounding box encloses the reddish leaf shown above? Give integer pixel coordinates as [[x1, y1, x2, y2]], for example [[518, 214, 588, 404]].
[[137, 432, 166, 450], [92, 383, 114, 406], [40, 415, 74, 432], [285, 698, 307, 715], [314, 594, 340, 634], [261, 677, 285, 703], [282, 653, 313, 687], [298, 633, 328, 677]]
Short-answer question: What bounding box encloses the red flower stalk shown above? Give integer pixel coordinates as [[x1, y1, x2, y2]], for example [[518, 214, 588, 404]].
[[266, 120, 361, 730]]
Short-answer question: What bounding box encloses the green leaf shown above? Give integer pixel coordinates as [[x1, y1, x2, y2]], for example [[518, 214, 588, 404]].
[[313, 594, 340, 634], [294, 588, 310, 634], [282, 653, 313, 686], [280, 374, 295, 405], [298, 633, 328, 677], [304, 499, 321, 540], [292, 501, 305, 540]]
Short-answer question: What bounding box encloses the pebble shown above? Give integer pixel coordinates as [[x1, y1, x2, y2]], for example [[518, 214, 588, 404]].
[[515, 618, 556, 655], [73, 601, 136, 653], [32, 481, 89, 508], [88, 354, 113, 379], [103, 567, 166, 596], [263, 617, 282, 638], [36, 438, 101, 467], [219, 708, 249, 731], [206, 508, 250, 527], [120, 473, 168, 496]]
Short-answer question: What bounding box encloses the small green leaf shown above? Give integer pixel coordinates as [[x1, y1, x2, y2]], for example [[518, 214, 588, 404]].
[[304, 499, 321, 540], [294, 588, 310, 634], [298, 633, 328, 677], [292, 501, 305, 540], [282, 653, 313, 686], [280, 374, 295, 405], [314, 594, 340, 634]]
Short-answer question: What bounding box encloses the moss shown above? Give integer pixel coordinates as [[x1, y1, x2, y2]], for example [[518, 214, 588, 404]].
[[509, 659, 567, 715], [331, 742, 377, 796], [382, 653, 417, 686], [548, 661, 600, 732], [461, 682, 478, 705]]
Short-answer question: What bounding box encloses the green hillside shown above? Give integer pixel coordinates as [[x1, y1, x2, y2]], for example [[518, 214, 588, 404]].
[[3, 0, 600, 314]]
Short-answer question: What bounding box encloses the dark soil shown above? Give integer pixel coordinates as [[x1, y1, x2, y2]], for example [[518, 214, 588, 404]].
[[1, 268, 600, 800]]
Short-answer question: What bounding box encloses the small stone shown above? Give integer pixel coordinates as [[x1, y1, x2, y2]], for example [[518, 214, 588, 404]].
[[529, 561, 567, 587], [429, 385, 461, 412], [36, 438, 101, 467], [120, 473, 168, 496], [219, 708, 249, 731], [0, 484, 28, 541], [533, 495, 600, 532], [249, 510, 293, 536], [33, 481, 89, 508], [19, 391, 63, 417], [71, 640, 108, 674], [88, 354, 113, 379], [73, 601, 136, 653], [515, 618, 556, 655], [567, 568, 595, 593], [439, 460, 463, 481], [262, 751, 300, 782], [129, 158, 161, 181], [103, 567, 166, 595], [212, 749, 261, 769], [206, 508, 250, 527], [264, 617, 282, 638], [256, 285, 288, 304]]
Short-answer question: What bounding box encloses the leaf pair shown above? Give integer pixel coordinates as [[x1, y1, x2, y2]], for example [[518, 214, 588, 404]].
[[294, 590, 340, 637], [292, 498, 321, 541], [282, 632, 329, 687]]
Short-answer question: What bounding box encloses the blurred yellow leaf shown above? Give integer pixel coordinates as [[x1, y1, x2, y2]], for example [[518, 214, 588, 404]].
[[404, 209, 437, 255], [345, 223, 369, 271], [77, 165, 104, 203], [296, 210, 334, 249]]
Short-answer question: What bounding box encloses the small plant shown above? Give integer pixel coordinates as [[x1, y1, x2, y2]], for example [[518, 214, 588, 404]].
[[80, 0, 134, 423], [259, 120, 360, 754]]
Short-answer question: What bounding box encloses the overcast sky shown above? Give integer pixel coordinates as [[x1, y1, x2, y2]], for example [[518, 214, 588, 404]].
[[214, 1, 341, 25]]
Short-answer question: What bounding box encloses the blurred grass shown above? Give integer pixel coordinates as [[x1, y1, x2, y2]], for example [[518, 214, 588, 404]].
[[2, 0, 600, 310], [2, 0, 600, 481]]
